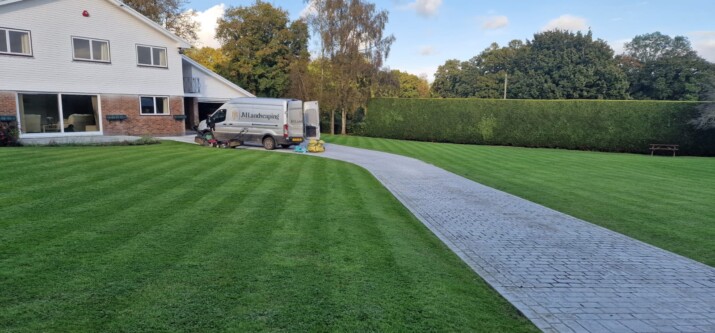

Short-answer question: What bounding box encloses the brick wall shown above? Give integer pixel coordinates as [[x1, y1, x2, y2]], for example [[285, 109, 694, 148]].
[[0, 91, 17, 117], [2, 91, 185, 136], [101, 94, 185, 136]]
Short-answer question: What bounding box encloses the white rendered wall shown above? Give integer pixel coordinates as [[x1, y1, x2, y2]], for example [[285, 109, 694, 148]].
[[182, 59, 254, 101], [0, 0, 185, 96]]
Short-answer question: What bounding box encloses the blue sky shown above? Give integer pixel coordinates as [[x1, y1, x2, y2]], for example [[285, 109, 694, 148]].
[[187, 0, 715, 81]]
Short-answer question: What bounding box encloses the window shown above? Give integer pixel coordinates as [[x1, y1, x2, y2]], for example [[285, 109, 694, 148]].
[[18, 94, 99, 134], [0, 28, 32, 56], [140, 96, 169, 115], [72, 37, 110, 62], [210, 109, 226, 123], [137, 45, 167, 67]]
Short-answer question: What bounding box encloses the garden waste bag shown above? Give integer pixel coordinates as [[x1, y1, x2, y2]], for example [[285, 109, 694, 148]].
[[307, 139, 325, 153]]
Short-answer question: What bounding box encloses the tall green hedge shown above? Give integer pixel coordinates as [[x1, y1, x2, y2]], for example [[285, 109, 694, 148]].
[[362, 98, 715, 155]]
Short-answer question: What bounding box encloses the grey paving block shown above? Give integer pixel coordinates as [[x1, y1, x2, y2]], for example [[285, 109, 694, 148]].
[[318, 144, 715, 333]]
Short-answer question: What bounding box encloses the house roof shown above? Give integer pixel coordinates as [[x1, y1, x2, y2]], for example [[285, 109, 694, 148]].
[[0, 0, 192, 48], [181, 55, 255, 98]]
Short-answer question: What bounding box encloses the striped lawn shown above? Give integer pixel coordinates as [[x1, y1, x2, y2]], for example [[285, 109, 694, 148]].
[[325, 135, 715, 267], [0, 141, 537, 332]]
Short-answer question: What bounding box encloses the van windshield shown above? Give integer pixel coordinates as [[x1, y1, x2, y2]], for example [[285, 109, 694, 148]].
[[211, 109, 226, 123]]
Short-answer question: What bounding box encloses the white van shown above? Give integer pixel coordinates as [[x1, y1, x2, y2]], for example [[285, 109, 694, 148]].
[[197, 98, 320, 150]]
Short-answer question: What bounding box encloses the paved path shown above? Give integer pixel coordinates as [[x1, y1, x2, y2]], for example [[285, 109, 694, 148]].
[[318, 144, 715, 333]]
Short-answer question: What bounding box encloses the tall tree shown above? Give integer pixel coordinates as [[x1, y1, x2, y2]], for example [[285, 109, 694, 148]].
[[286, 20, 312, 100], [306, 0, 395, 134], [372, 69, 400, 98], [122, 0, 199, 43], [216, 1, 309, 98], [690, 79, 715, 129], [619, 32, 714, 101], [394, 70, 431, 98], [431, 59, 464, 98], [510, 30, 628, 99], [373, 70, 430, 98], [184, 47, 228, 72]]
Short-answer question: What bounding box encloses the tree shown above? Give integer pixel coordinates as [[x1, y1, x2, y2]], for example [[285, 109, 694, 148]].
[[373, 70, 430, 98], [286, 20, 312, 100], [431, 31, 629, 100], [690, 80, 715, 129], [394, 70, 430, 98], [184, 47, 228, 72], [510, 30, 628, 99], [122, 0, 199, 43], [620, 32, 714, 101], [216, 1, 309, 98], [431, 59, 464, 98], [306, 0, 395, 134], [372, 69, 400, 98]]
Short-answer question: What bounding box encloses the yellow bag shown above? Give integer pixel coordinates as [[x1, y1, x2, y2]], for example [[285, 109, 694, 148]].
[[307, 139, 325, 153]]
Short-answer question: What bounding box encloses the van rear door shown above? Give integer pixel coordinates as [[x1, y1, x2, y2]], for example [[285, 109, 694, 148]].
[[303, 101, 320, 140], [286, 101, 304, 142]]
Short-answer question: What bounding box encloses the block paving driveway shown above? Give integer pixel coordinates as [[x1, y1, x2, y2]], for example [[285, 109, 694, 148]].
[[320, 144, 715, 333]]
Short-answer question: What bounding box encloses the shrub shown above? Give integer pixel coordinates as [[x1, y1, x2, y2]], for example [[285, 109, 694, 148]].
[[0, 122, 20, 146], [363, 98, 715, 155]]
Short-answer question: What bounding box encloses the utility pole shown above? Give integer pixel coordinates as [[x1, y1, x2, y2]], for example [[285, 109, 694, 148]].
[[503, 72, 508, 100]]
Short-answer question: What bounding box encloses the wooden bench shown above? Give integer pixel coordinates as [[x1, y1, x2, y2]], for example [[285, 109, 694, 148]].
[[649, 144, 679, 157]]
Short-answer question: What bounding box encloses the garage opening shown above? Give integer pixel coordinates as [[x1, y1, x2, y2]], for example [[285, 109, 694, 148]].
[[199, 102, 223, 122]]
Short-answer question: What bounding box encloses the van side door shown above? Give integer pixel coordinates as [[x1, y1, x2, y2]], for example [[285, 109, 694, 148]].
[[303, 101, 320, 140], [287, 101, 304, 140]]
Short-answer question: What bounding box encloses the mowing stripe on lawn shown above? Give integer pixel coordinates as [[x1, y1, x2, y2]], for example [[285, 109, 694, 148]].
[[325, 135, 715, 266], [1, 143, 538, 332]]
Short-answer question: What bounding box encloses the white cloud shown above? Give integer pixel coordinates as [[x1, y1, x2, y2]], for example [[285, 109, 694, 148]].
[[193, 4, 225, 48], [419, 45, 436, 56], [690, 31, 715, 62], [482, 15, 509, 30], [408, 0, 443, 17], [542, 14, 588, 32]]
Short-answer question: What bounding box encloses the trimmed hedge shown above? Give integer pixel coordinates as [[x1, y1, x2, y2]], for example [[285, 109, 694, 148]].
[[363, 98, 715, 155]]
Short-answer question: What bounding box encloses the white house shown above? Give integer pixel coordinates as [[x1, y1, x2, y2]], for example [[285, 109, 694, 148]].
[[0, 0, 253, 138]]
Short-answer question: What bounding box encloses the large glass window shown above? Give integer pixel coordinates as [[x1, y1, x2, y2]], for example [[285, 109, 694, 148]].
[[61, 95, 99, 132], [137, 45, 167, 67], [72, 37, 110, 62], [140, 96, 169, 115], [18, 94, 99, 134], [0, 28, 32, 56], [19, 94, 60, 134]]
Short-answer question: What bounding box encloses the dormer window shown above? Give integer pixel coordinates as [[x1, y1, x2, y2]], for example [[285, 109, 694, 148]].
[[136, 44, 167, 68], [72, 37, 110, 62], [0, 28, 32, 56]]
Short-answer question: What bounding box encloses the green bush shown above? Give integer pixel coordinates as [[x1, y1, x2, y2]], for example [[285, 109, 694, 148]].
[[363, 98, 715, 155], [0, 122, 20, 146]]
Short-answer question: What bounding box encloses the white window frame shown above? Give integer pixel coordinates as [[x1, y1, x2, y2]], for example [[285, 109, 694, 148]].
[[15, 92, 103, 138], [0, 27, 32, 56], [71, 36, 111, 63], [139, 96, 170, 116], [136, 44, 168, 68]]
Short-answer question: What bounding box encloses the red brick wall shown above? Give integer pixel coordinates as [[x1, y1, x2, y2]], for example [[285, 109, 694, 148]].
[[101, 94, 185, 136], [0, 91, 17, 117]]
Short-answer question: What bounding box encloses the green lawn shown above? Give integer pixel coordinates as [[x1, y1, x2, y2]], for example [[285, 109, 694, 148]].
[[325, 135, 715, 266], [0, 142, 537, 332]]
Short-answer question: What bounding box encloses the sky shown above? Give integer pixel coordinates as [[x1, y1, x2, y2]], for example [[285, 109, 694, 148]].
[[186, 0, 715, 81]]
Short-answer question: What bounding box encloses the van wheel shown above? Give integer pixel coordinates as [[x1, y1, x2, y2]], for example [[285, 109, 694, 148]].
[[262, 136, 276, 150]]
